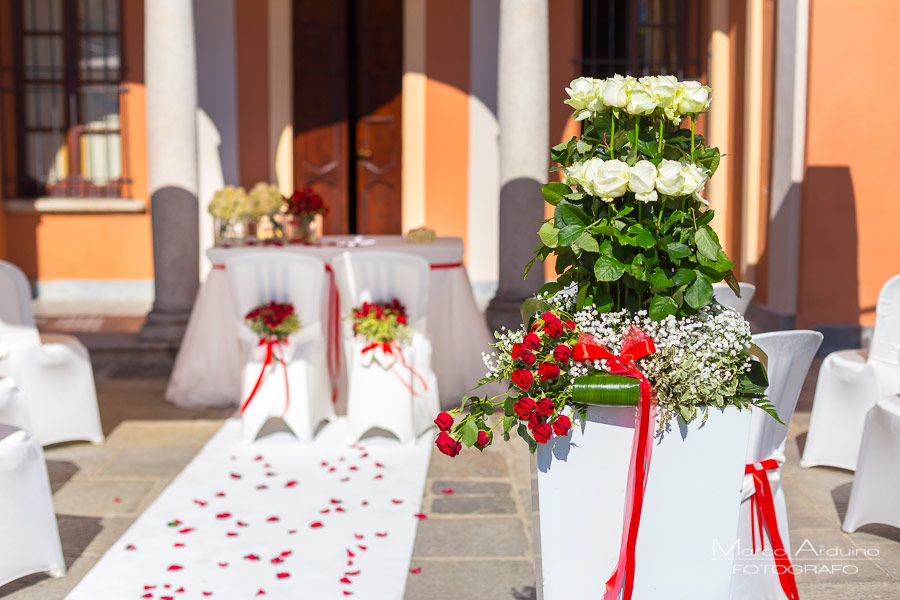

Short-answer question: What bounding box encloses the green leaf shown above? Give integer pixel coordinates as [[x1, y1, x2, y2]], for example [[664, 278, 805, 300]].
[[672, 268, 697, 286], [538, 222, 559, 248], [649, 268, 673, 288], [576, 139, 592, 154], [538, 281, 563, 297], [561, 203, 591, 227], [649, 294, 678, 321], [517, 424, 537, 454], [695, 227, 721, 261], [460, 419, 478, 447], [722, 269, 741, 296], [665, 241, 691, 259], [503, 396, 515, 417], [503, 415, 517, 434], [523, 256, 538, 278], [541, 182, 570, 206], [633, 230, 656, 249], [558, 225, 585, 246], [521, 297, 553, 326], [747, 342, 769, 374], [574, 232, 600, 253], [594, 255, 626, 281], [684, 272, 714, 309]]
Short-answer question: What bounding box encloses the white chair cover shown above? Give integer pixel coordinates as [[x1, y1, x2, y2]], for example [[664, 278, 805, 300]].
[[224, 252, 334, 443], [0, 378, 33, 434], [730, 330, 822, 600], [842, 396, 900, 533], [0, 260, 103, 446], [713, 282, 756, 315], [0, 424, 66, 587], [331, 251, 439, 445], [801, 274, 900, 470]]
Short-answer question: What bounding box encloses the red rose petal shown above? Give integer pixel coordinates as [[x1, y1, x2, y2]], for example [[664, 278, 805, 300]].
[[362, 500, 369, 506], [266, 472, 276, 477], [391, 499, 403, 504], [336, 507, 346, 513], [346, 549, 355, 557], [410, 567, 422, 574], [339, 457, 345, 462], [344, 592, 354, 596], [375, 532, 388, 537], [230, 473, 242, 479], [321, 461, 328, 467], [215, 492, 225, 498], [340, 477, 350, 482], [328, 467, 336, 472], [320, 509, 330, 514], [442, 488, 454, 495], [414, 513, 427, 519], [281, 550, 292, 557], [216, 513, 231, 519], [310, 522, 324, 528], [375, 462, 385, 468], [161, 596, 174, 600], [358, 545, 367, 551], [256, 590, 265, 596], [276, 572, 290, 579], [267, 516, 279, 522], [226, 532, 238, 537], [285, 480, 298, 487], [203, 593, 212, 597], [176, 587, 185, 593], [345, 570, 360, 576], [237, 521, 248, 527], [264, 463, 271, 468], [254, 455, 263, 461], [288, 529, 297, 534], [340, 577, 352, 584], [271, 557, 283, 564], [113, 497, 121, 503], [349, 466, 358, 471], [374, 474, 383, 480], [244, 554, 260, 561], [126, 544, 137, 550], [174, 543, 184, 548], [330, 498, 342, 504], [218, 562, 228, 567], [167, 564, 183, 571], [141, 594, 152, 599], [178, 528, 194, 534], [256, 485, 269, 490], [144, 586, 157, 590], [193, 500, 208, 507], [354, 533, 364, 540], [347, 560, 353, 566]]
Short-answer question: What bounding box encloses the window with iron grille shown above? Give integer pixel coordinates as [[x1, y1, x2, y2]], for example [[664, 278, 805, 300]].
[[0, 0, 130, 199], [581, 0, 705, 80]]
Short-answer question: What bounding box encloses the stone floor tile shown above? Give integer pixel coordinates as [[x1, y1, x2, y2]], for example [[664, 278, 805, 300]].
[[789, 527, 891, 585], [55, 514, 104, 559], [427, 447, 509, 479], [43, 444, 112, 479], [431, 495, 517, 515], [430, 481, 512, 495], [99, 446, 197, 478], [799, 581, 900, 599], [51, 479, 156, 517], [103, 420, 225, 448], [403, 559, 535, 600], [80, 516, 135, 558], [411, 517, 529, 557]]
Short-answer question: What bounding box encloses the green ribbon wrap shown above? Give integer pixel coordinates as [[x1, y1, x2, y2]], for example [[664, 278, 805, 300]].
[[572, 373, 641, 406]]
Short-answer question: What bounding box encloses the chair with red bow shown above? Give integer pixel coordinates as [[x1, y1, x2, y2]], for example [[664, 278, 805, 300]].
[[730, 330, 822, 600], [0, 260, 103, 446], [331, 251, 439, 445], [0, 424, 66, 587], [225, 252, 334, 443]]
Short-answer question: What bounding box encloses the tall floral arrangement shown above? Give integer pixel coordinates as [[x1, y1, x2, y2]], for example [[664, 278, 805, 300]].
[[208, 185, 249, 221], [246, 182, 285, 219], [435, 75, 771, 455]]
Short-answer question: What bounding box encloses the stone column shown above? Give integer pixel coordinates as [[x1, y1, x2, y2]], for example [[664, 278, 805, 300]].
[[140, 0, 200, 342], [486, 0, 549, 332]]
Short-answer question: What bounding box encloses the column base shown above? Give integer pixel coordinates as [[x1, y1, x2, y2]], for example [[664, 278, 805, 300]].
[[486, 295, 528, 333], [139, 309, 191, 343]]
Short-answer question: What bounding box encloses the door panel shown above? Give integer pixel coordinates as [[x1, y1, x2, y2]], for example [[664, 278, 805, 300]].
[[293, 0, 349, 233]]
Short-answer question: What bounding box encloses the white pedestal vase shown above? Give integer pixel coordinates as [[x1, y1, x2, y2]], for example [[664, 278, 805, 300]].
[[536, 404, 752, 600]]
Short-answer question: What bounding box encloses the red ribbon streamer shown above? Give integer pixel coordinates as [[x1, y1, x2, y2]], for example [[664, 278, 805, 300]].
[[361, 341, 429, 396], [572, 326, 656, 600], [429, 262, 463, 270], [240, 337, 290, 417], [324, 264, 341, 404], [745, 459, 800, 600]]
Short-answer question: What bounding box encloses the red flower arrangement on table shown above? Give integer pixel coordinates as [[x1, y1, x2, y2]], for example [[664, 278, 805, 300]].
[[284, 187, 329, 244], [434, 310, 576, 457], [241, 302, 301, 415], [349, 299, 427, 393]]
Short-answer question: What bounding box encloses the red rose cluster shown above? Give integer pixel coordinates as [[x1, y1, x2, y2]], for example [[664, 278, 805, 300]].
[[285, 187, 329, 218], [245, 301, 295, 330], [432, 411, 492, 457], [513, 397, 571, 444], [508, 312, 576, 393], [352, 299, 408, 325]]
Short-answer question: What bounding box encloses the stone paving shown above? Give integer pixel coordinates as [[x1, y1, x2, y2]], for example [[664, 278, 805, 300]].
[[2, 356, 900, 599]]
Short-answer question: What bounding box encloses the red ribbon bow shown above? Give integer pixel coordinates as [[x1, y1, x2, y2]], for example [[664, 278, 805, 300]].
[[745, 459, 800, 600], [573, 326, 656, 600], [361, 341, 429, 396], [240, 337, 290, 417]]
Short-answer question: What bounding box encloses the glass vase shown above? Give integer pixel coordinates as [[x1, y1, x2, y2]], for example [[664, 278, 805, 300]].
[[286, 214, 322, 245], [213, 217, 245, 246]]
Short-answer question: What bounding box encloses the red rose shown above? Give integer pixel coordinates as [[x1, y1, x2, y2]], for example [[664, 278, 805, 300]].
[[433, 412, 453, 432], [513, 397, 536, 419], [510, 343, 525, 360], [552, 415, 572, 437], [552, 344, 573, 364], [542, 313, 564, 338], [520, 350, 536, 366], [475, 430, 492, 449], [522, 333, 540, 351], [511, 368, 534, 391], [538, 362, 560, 380], [535, 397, 554, 416], [397, 314, 408, 325], [532, 423, 553, 444], [564, 320, 576, 332], [528, 413, 543, 431], [435, 431, 461, 457]]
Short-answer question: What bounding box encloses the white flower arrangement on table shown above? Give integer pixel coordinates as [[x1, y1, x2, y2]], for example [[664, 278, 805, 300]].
[[246, 182, 285, 220], [208, 185, 250, 221]]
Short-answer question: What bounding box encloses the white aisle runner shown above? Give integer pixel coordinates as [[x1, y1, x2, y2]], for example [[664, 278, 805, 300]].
[[67, 418, 431, 600]]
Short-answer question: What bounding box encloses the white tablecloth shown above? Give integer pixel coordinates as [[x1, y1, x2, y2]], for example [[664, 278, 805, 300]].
[[165, 236, 496, 410]]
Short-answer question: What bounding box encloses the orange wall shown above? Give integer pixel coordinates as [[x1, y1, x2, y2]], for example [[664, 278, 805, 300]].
[[2, 0, 152, 282], [423, 0, 469, 255], [797, 0, 900, 328]]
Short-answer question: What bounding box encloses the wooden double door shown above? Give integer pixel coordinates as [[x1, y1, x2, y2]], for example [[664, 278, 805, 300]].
[[293, 0, 403, 235]]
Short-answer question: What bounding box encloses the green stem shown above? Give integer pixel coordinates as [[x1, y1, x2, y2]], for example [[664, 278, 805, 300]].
[[610, 115, 616, 159], [638, 203, 642, 223], [634, 116, 640, 157], [658, 118, 664, 155], [656, 202, 665, 228], [690, 117, 695, 162]]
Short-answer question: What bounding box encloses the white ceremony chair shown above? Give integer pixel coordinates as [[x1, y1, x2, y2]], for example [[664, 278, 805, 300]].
[[0, 260, 103, 446], [0, 377, 33, 434], [0, 424, 66, 587], [713, 281, 756, 315], [801, 274, 900, 470], [842, 396, 900, 533], [730, 330, 822, 600], [225, 252, 334, 443], [331, 251, 439, 445]]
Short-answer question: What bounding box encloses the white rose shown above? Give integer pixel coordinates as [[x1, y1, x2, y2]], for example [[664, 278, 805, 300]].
[[565, 77, 604, 120], [678, 81, 712, 115], [626, 82, 657, 116], [634, 190, 658, 203], [628, 160, 657, 194], [642, 75, 680, 108], [585, 159, 629, 200], [602, 75, 630, 109], [564, 161, 589, 189], [679, 163, 708, 196], [655, 159, 685, 196]]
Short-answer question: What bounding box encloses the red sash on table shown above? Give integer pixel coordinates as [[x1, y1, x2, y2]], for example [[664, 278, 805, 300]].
[[572, 326, 657, 600], [745, 459, 800, 600]]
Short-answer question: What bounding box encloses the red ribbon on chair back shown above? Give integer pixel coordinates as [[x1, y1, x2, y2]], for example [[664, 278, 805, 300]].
[[240, 337, 290, 417], [361, 341, 429, 396], [324, 264, 341, 404], [745, 460, 800, 600], [572, 326, 657, 600]]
